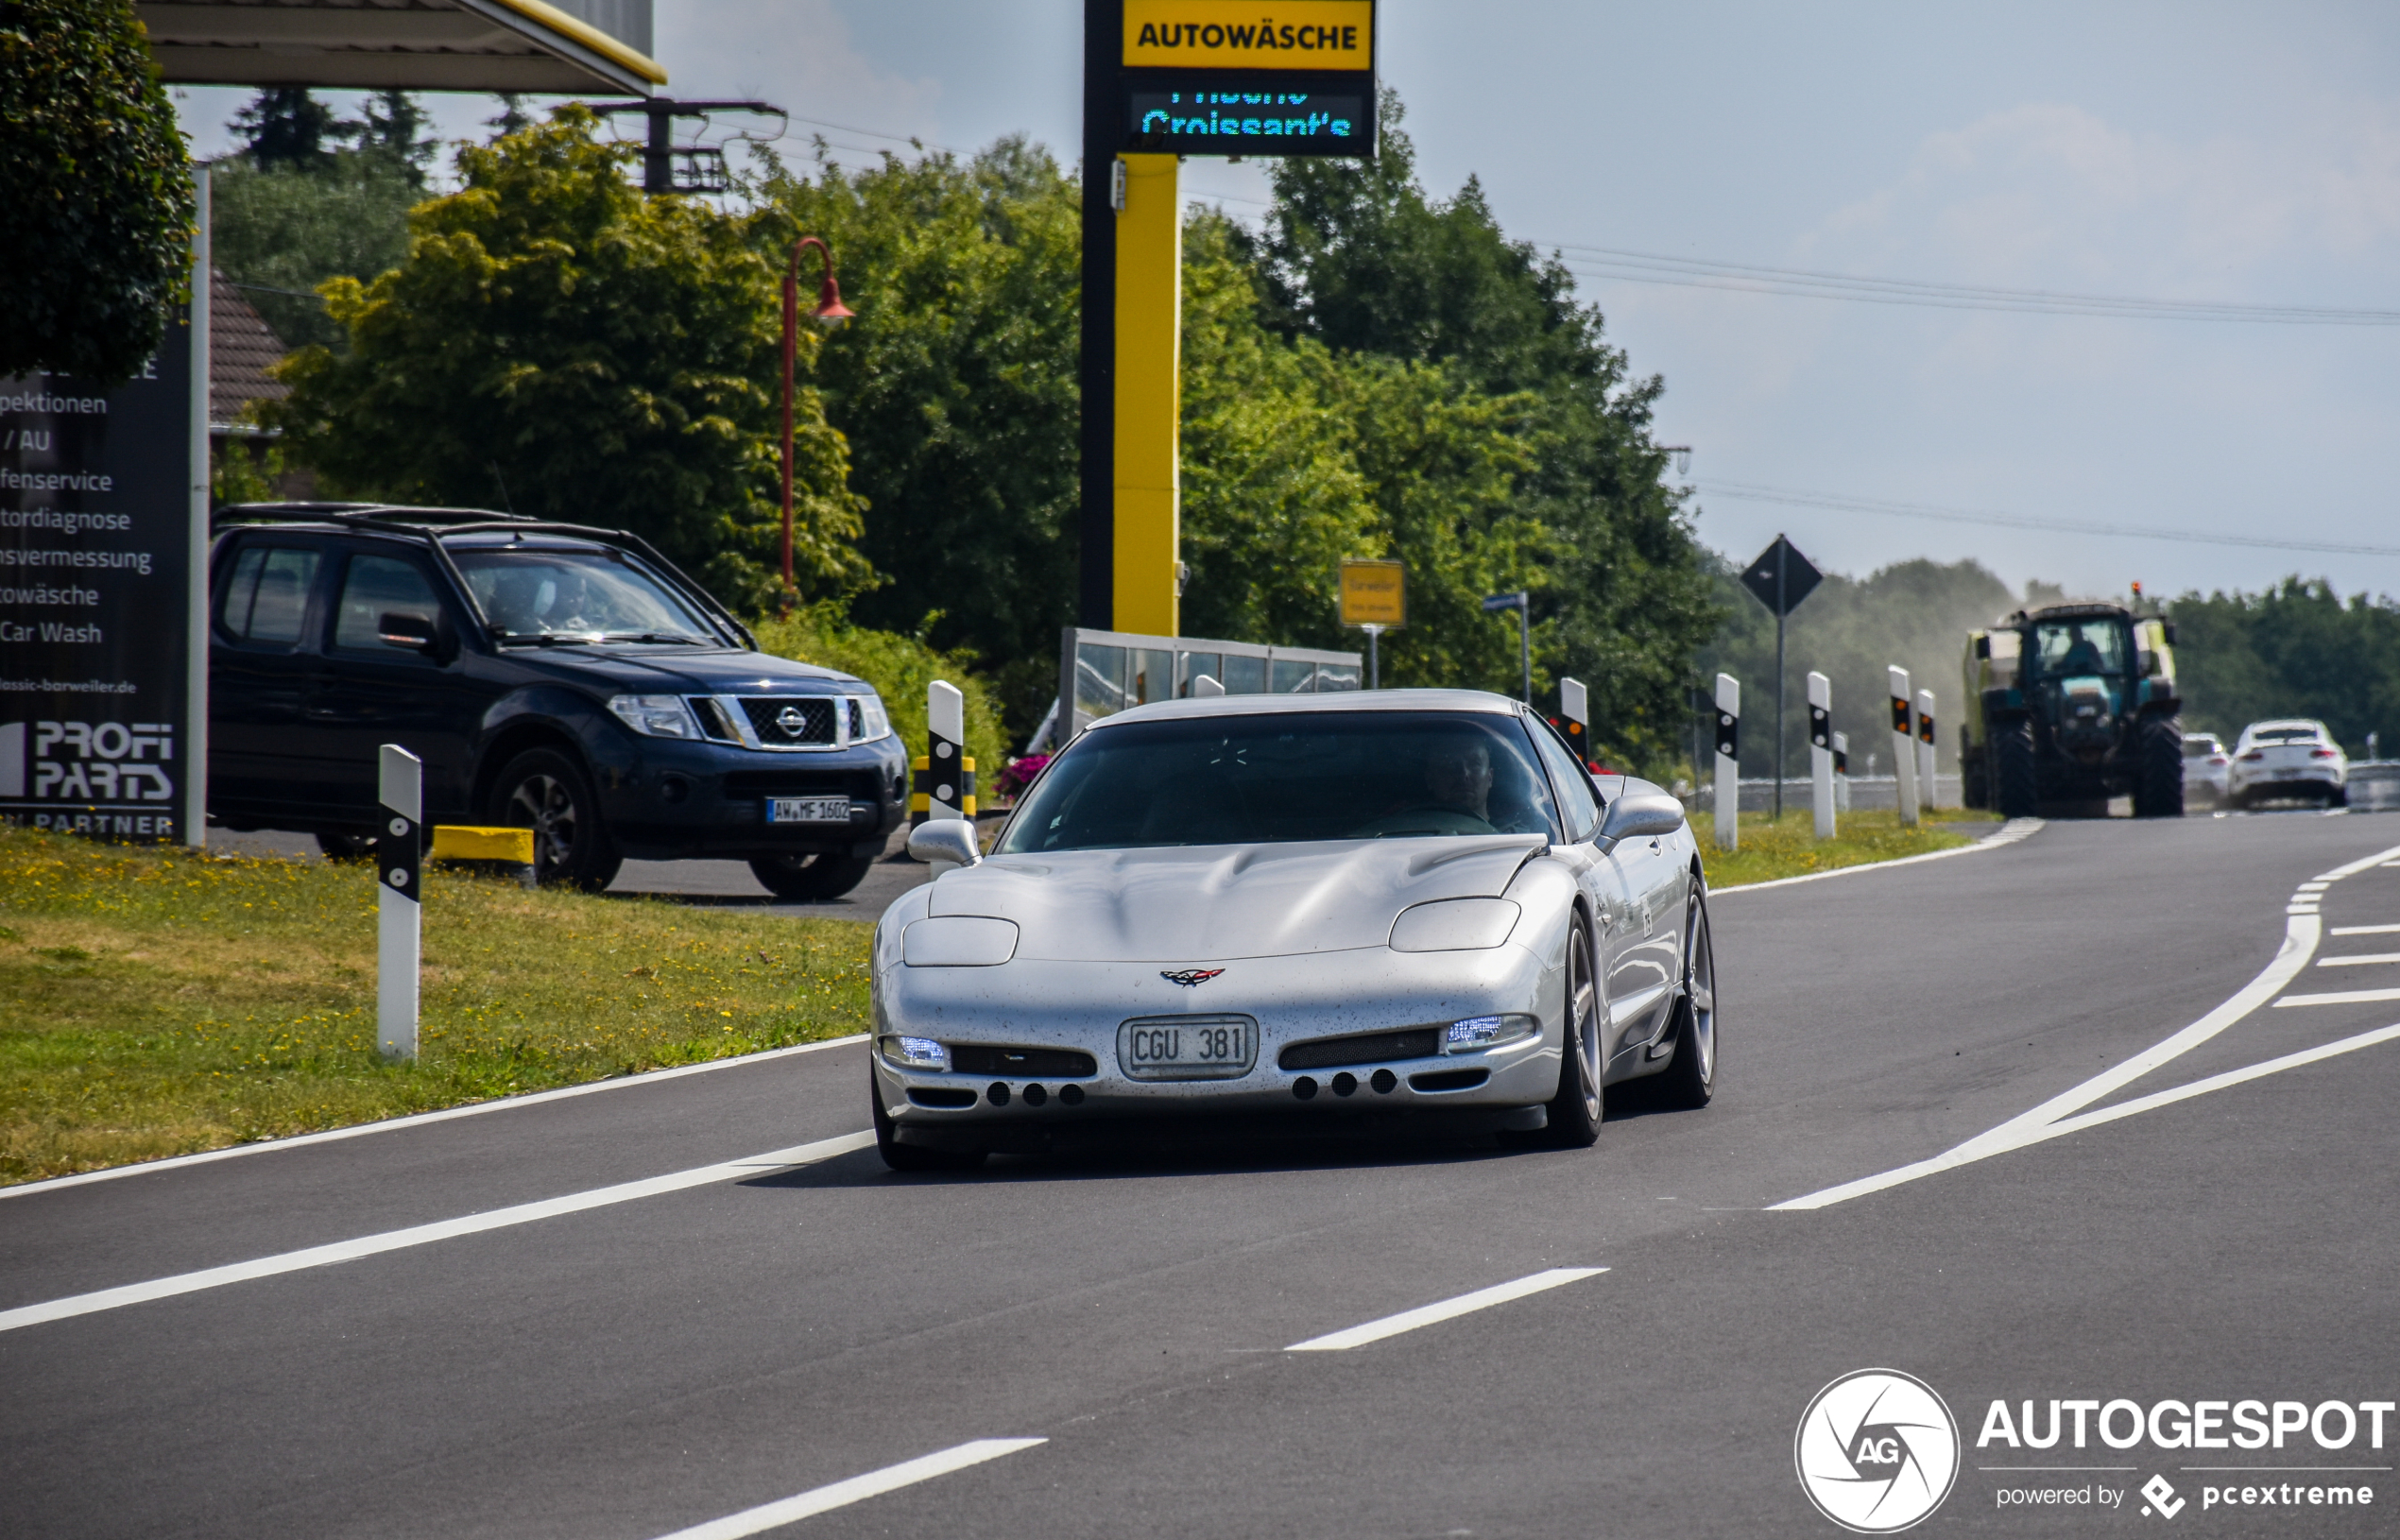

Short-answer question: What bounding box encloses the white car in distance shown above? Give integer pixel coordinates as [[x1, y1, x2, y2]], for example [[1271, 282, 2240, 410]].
[[2229, 720, 2349, 809], [2181, 732, 2230, 807]]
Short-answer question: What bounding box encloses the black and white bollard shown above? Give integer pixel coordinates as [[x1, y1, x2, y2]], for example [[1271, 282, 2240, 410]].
[[1888, 664, 1919, 826], [377, 744, 420, 1060], [1713, 672, 1740, 851], [919, 680, 972, 876], [1808, 670, 1834, 839], [1833, 730, 1852, 813], [1915, 688, 1939, 813]]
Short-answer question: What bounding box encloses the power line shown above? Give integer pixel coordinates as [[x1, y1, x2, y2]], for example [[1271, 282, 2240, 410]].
[[1693, 479, 2400, 558], [1551, 245, 2400, 326]]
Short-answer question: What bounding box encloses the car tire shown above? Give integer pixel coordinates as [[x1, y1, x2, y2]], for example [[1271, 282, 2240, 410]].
[[2134, 716, 2186, 818], [1519, 915, 1603, 1149], [489, 747, 621, 892], [749, 852, 875, 901], [315, 830, 376, 862], [871, 1066, 986, 1172], [2328, 784, 2349, 809], [1655, 882, 1718, 1110], [1995, 721, 2040, 819], [1960, 740, 1989, 810]]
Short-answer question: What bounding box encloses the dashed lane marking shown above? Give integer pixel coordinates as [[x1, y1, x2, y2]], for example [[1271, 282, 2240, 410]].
[[2274, 987, 2400, 1008], [645, 1440, 1047, 1540], [2315, 952, 2400, 967], [0, 1131, 876, 1334], [1284, 1266, 1606, 1352]]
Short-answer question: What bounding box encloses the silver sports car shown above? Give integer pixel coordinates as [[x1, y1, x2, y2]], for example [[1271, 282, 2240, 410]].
[[868, 688, 1716, 1170]]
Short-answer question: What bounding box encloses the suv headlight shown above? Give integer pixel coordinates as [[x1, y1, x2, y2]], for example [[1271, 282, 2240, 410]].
[[608, 694, 699, 740], [1442, 1014, 1540, 1053], [848, 693, 893, 744], [880, 1035, 948, 1070]]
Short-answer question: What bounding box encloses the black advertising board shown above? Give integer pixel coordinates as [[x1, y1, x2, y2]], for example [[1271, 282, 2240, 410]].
[[0, 300, 208, 845]]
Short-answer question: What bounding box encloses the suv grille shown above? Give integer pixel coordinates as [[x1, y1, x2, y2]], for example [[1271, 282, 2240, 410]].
[[1277, 1027, 1441, 1071], [737, 696, 836, 746]]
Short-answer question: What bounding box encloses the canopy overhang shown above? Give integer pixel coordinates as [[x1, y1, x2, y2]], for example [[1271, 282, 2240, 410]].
[[138, 0, 664, 95]]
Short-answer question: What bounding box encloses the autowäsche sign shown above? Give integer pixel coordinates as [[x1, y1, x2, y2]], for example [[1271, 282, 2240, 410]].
[[1119, 0, 1377, 158]]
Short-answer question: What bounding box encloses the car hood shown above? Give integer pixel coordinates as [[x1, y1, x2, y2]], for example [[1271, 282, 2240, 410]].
[[500, 643, 854, 695], [928, 835, 1546, 962]]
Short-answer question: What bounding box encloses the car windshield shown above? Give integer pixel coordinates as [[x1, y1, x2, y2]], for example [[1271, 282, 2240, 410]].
[[2033, 620, 2128, 677], [451, 548, 718, 643], [997, 710, 1563, 852]]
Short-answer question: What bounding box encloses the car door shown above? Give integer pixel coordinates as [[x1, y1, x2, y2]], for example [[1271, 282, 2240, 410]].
[[1603, 793, 1688, 1060], [303, 543, 479, 820], [208, 536, 339, 818], [1525, 721, 1639, 1035]]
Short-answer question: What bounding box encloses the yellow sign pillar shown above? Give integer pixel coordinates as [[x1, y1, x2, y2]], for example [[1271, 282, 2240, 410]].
[[1111, 152, 1181, 637]]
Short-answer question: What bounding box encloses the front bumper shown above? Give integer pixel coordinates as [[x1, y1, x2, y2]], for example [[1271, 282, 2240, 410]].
[[871, 944, 1565, 1148], [594, 734, 908, 859]]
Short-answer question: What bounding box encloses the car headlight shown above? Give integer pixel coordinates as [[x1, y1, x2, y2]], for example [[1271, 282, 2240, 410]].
[[848, 693, 893, 744], [901, 915, 1020, 967], [608, 693, 700, 740], [1443, 1014, 1541, 1053], [880, 1035, 948, 1070], [1389, 898, 1521, 952]]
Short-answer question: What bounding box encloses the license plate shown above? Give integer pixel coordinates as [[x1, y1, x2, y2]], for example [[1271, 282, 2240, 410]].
[[768, 796, 851, 824], [2271, 768, 2299, 779], [1118, 1015, 1256, 1081]]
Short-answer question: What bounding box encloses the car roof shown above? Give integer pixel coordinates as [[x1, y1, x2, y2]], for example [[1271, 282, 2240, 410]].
[[1089, 688, 1526, 728]]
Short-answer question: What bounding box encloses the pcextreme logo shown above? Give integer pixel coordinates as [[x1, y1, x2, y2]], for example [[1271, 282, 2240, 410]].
[[1796, 1369, 1963, 1533]]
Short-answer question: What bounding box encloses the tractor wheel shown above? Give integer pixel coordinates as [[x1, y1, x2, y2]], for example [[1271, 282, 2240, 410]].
[[2134, 717, 2186, 818], [1960, 739, 1990, 810], [1995, 722, 2040, 819]]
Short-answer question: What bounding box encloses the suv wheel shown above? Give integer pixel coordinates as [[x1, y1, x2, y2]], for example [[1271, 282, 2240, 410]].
[[491, 747, 621, 891], [750, 852, 875, 901]]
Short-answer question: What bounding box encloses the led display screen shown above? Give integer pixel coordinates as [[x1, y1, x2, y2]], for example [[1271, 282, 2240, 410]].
[[1122, 74, 1373, 157]]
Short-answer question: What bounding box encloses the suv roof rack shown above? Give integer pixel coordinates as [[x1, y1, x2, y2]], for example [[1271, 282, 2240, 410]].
[[215, 502, 534, 527]]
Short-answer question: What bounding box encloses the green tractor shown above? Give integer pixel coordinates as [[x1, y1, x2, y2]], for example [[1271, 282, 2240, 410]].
[[1960, 602, 2186, 818]]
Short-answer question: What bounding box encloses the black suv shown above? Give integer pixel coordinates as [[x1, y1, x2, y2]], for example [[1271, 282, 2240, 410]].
[[207, 505, 908, 898]]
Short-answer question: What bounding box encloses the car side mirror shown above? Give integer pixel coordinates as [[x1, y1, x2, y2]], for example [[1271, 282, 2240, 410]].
[[906, 817, 982, 869], [1593, 792, 1685, 853], [378, 611, 437, 652]]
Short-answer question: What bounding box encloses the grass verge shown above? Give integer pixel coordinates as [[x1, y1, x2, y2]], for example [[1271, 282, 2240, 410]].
[[1692, 807, 2002, 890], [0, 827, 872, 1187]]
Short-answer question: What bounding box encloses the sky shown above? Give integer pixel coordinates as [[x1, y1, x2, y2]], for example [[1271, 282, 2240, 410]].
[[173, 2, 2400, 605]]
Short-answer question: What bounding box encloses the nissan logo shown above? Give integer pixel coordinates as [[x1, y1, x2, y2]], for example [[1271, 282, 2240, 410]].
[[775, 706, 809, 734]]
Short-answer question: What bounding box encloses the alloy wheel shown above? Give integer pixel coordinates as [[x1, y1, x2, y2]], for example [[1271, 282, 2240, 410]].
[[505, 772, 577, 881]]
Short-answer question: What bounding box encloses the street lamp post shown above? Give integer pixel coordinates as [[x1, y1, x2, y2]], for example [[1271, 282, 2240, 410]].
[[781, 236, 854, 603], [1482, 590, 1531, 703]]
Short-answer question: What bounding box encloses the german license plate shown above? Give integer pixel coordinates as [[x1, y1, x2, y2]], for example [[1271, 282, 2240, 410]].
[[768, 796, 850, 824], [1118, 1015, 1256, 1081]]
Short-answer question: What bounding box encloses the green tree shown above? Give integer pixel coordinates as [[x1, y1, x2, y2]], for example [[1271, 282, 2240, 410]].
[[1, 0, 196, 384], [231, 86, 351, 169], [354, 89, 437, 186], [267, 111, 868, 613], [209, 154, 419, 351], [762, 140, 1083, 728], [1241, 93, 1719, 771], [2169, 579, 2400, 754]]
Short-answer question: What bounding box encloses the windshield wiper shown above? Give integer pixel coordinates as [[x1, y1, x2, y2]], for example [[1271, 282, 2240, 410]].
[[596, 631, 709, 645], [495, 632, 604, 647]]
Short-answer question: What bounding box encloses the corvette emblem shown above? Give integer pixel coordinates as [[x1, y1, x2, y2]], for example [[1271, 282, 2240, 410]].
[[1160, 968, 1226, 987]]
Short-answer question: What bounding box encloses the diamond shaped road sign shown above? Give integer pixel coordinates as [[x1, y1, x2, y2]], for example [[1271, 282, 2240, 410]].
[[1740, 534, 1823, 618]]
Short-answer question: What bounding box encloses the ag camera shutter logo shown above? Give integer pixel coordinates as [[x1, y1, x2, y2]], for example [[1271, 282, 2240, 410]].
[[1795, 1369, 1962, 1532]]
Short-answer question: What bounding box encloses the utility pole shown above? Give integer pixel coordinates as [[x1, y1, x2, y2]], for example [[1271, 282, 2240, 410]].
[[581, 97, 780, 194]]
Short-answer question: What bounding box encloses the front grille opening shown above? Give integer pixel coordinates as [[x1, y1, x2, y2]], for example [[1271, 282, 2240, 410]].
[[722, 769, 882, 800], [1408, 1068, 1490, 1093], [691, 697, 745, 743], [949, 1044, 1099, 1078], [740, 695, 837, 745], [1277, 1027, 1441, 1072], [906, 1087, 978, 1109]]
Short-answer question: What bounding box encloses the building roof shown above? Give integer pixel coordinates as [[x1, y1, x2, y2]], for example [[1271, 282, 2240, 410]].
[[209, 270, 292, 432]]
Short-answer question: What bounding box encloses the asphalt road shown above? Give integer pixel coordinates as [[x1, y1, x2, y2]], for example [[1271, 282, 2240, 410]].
[[8, 810, 2400, 1539]]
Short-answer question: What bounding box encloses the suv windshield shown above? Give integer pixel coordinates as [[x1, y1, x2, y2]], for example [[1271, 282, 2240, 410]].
[[997, 710, 1562, 852], [452, 548, 717, 643]]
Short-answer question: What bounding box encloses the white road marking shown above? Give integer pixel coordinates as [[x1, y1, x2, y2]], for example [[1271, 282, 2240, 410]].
[[1712, 819, 2042, 895], [0, 1130, 875, 1334], [2274, 986, 2400, 1008], [0, 1035, 870, 1203], [2316, 952, 2400, 967], [2333, 924, 2400, 936], [1284, 1267, 1605, 1352], [1772, 836, 2400, 1211], [2297, 882, 2332, 892], [2030, 1025, 2400, 1144], [645, 1440, 1046, 1540]]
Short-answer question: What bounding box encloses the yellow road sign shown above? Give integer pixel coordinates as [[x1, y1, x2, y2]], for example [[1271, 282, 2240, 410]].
[[1123, 1, 1374, 70], [1339, 559, 1406, 627]]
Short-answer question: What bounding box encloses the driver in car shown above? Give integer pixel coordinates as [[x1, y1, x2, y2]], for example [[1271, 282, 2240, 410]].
[[1424, 735, 1496, 826]]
